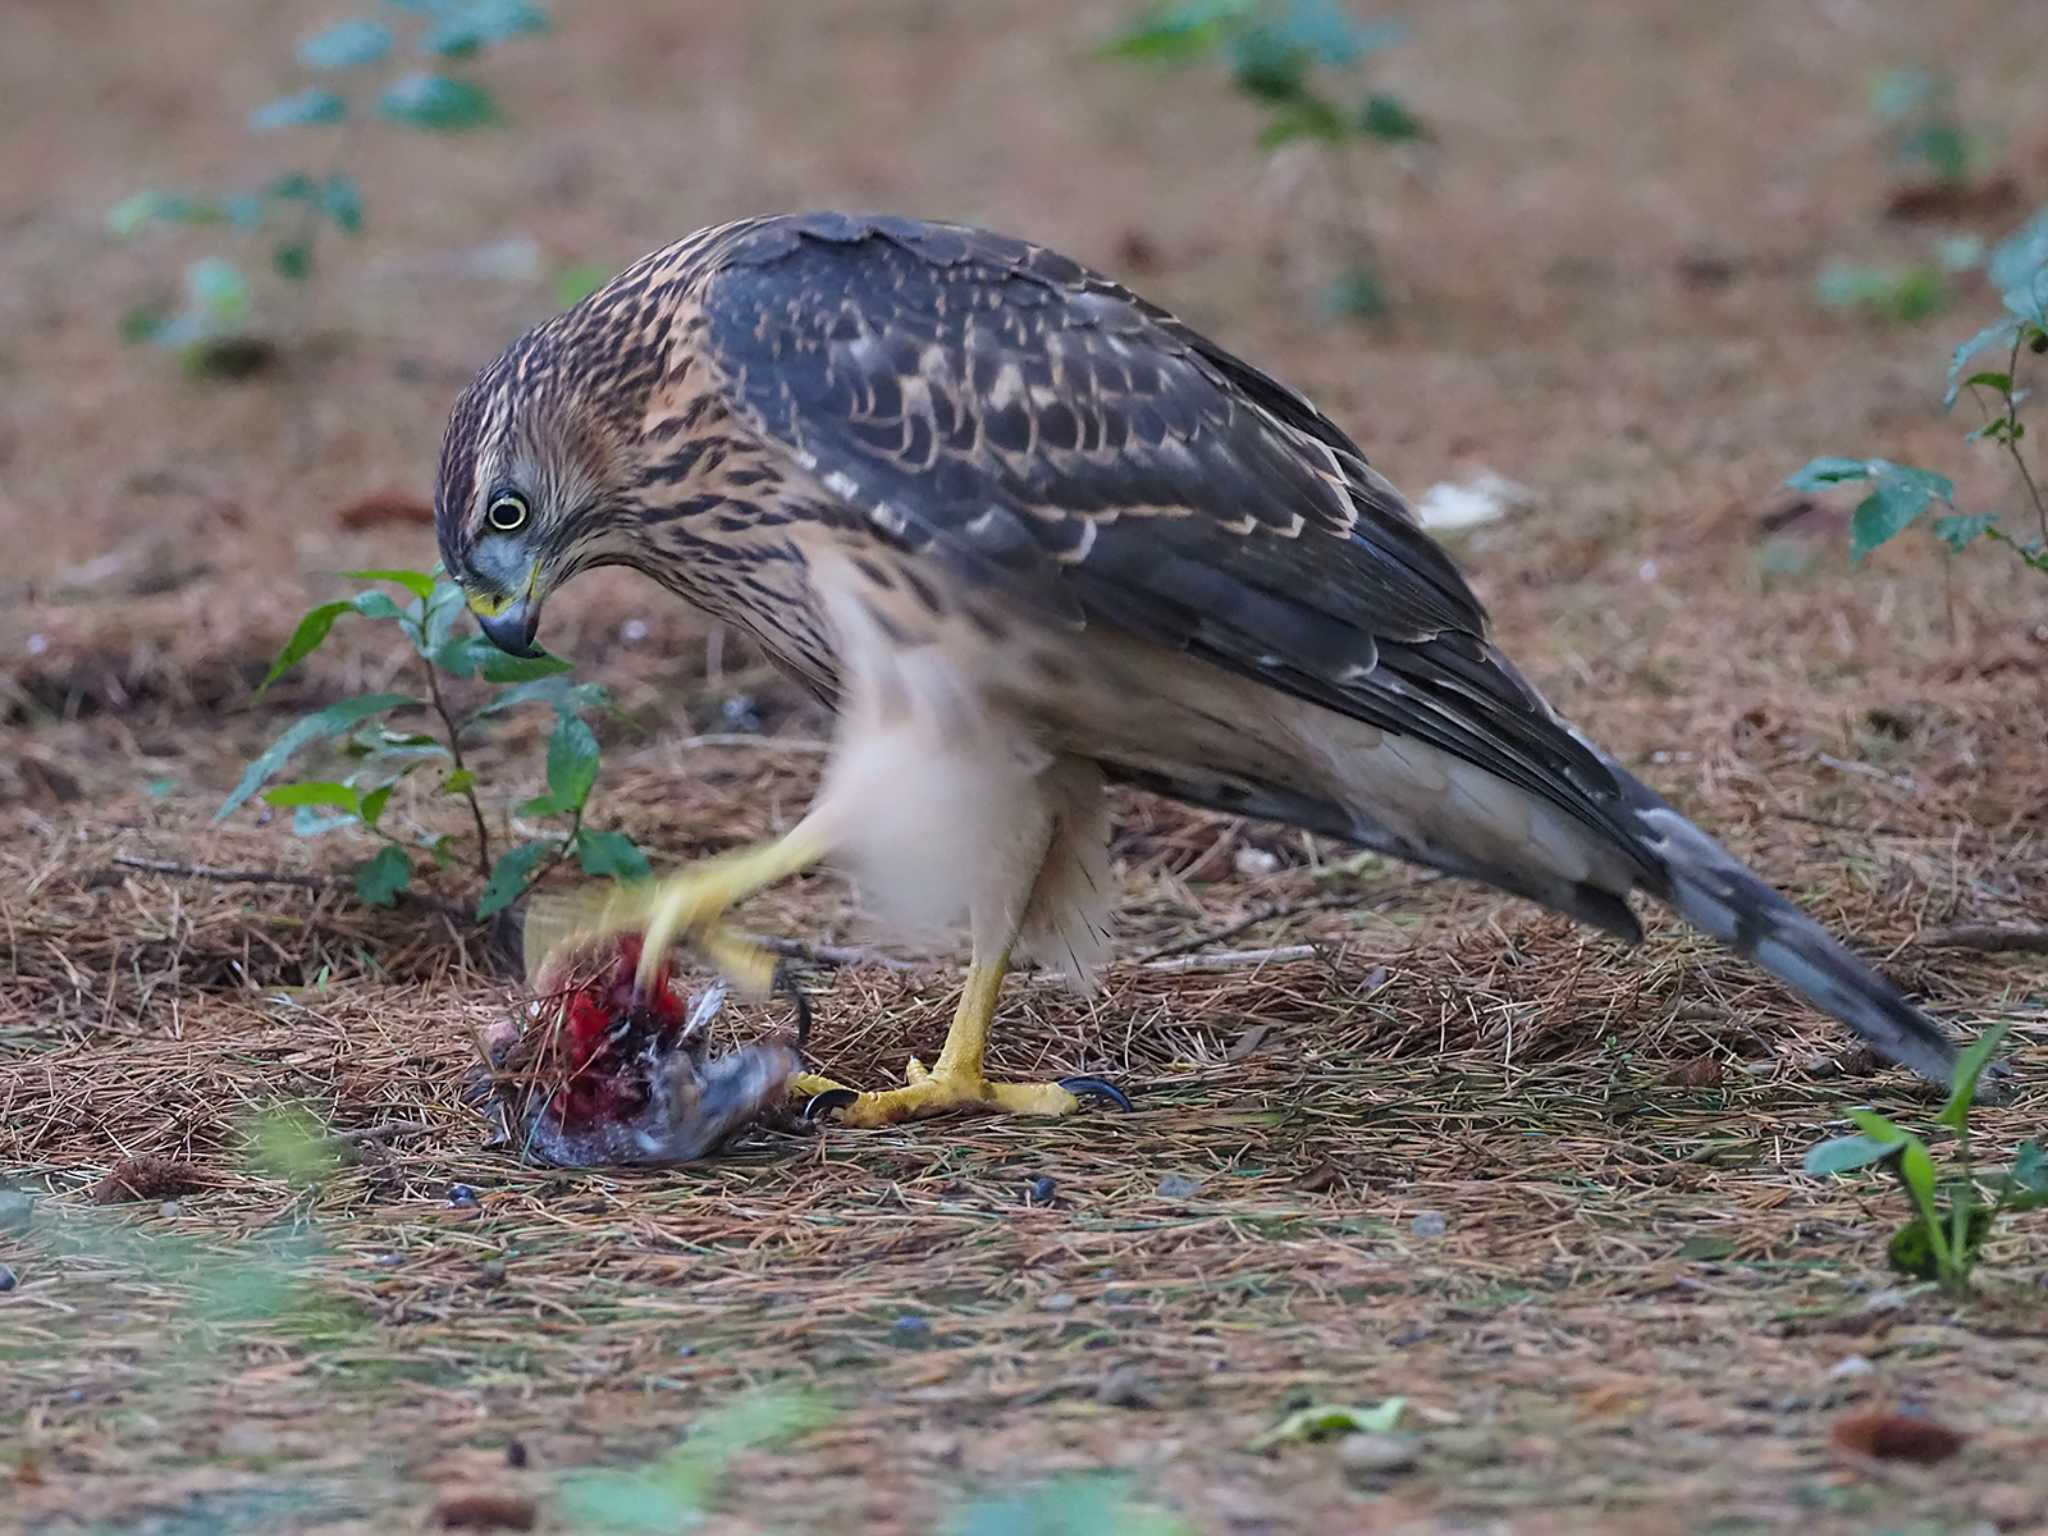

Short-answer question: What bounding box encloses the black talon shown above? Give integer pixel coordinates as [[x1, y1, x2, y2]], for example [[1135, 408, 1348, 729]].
[[803, 1087, 860, 1122], [772, 961, 813, 1049], [1058, 1075, 1133, 1112]]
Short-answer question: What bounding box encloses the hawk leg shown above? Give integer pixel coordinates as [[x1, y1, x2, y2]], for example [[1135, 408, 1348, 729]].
[[798, 954, 1130, 1125], [523, 818, 833, 999]]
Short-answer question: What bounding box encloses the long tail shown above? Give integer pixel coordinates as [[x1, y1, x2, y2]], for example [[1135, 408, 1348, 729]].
[[1614, 769, 1961, 1085]]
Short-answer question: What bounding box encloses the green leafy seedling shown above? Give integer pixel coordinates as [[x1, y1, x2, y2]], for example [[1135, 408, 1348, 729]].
[[111, 2, 553, 366], [1788, 203, 2048, 579], [1103, 0, 1422, 318], [222, 566, 645, 919], [1804, 1023, 2037, 1293]]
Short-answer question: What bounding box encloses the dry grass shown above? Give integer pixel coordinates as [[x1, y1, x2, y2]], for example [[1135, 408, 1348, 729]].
[[6, 1, 2048, 1531]]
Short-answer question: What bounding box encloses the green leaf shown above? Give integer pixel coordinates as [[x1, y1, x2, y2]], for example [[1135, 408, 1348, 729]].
[[1803, 1134, 1902, 1177], [378, 73, 498, 131], [261, 781, 361, 812], [1322, 268, 1388, 319], [1846, 463, 1955, 562], [259, 601, 355, 690], [107, 190, 223, 236], [1899, 121, 1973, 184], [352, 590, 407, 621], [1785, 456, 1876, 491], [343, 568, 437, 601], [948, 1476, 1195, 1536], [1895, 1138, 1945, 1230], [576, 828, 650, 881], [357, 782, 396, 828], [1999, 1141, 2048, 1211], [1845, 1107, 1911, 1144], [466, 675, 609, 722], [480, 648, 574, 683], [1932, 513, 1997, 551], [1271, 0, 1402, 66], [1989, 205, 2048, 296], [477, 840, 557, 919], [1248, 1398, 1405, 1450], [441, 768, 477, 796], [273, 242, 314, 282], [319, 173, 365, 234], [1936, 1021, 2010, 1131], [1230, 28, 1309, 101], [419, 0, 549, 57], [557, 1391, 832, 1534], [1945, 319, 2022, 407], [1851, 483, 1933, 560], [186, 258, 251, 322], [216, 694, 417, 821], [291, 805, 358, 837], [1100, 0, 1252, 62], [354, 845, 412, 907], [1358, 92, 1424, 142], [1869, 67, 1937, 122], [298, 17, 393, 69], [248, 88, 348, 132], [1257, 91, 1348, 147], [545, 714, 601, 813], [554, 261, 613, 308]]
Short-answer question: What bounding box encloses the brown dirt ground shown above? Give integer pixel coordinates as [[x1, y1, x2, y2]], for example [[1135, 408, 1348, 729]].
[[4, 2, 2047, 1532]]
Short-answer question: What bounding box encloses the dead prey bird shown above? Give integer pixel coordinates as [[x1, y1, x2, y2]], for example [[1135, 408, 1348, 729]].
[[436, 211, 1979, 1127], [477, 934, 802, 1165]]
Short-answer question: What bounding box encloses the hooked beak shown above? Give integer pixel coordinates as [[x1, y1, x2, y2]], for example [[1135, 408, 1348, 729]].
[[467, 576, 543, 658], [475, 598, 542, 658]]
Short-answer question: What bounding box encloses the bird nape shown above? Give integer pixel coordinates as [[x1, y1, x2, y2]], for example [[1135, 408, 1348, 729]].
[[433, 210, 1982, 1130]]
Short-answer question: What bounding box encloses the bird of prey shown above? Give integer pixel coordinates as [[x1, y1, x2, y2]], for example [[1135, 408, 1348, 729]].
[[436, 210, 1966, 1126]]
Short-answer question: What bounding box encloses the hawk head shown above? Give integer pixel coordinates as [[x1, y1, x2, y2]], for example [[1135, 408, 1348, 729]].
[[434, 325, 644, 658]]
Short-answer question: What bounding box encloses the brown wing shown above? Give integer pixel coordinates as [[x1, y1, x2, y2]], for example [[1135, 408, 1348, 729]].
[[696, 212, 1641, 858]]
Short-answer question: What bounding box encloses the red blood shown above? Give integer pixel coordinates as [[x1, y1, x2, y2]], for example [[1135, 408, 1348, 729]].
[[546, 936, 689, 1130]]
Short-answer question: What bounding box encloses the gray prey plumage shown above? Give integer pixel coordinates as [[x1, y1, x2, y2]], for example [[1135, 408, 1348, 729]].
[[437, 211, 1966, 1115]]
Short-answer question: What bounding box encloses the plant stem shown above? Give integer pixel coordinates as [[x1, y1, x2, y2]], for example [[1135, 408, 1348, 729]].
[[1999, 337, 2048, 545], [422, 654, 493, 883], [516, 808, 583, 907]]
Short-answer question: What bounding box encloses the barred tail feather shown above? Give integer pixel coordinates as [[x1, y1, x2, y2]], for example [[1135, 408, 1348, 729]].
[[1617, 772, 1961, 1086]]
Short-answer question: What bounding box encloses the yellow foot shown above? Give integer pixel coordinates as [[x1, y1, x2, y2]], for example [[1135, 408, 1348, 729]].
[[794, 1063, 1130, 1127]]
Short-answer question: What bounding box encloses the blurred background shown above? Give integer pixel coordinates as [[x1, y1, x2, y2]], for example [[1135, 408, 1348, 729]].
[[3, 1, 2043, 755]]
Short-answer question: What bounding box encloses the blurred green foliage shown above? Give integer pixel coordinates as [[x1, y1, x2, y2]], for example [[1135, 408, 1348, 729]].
[[109, 0, 551, 371], [1103, 0, 1422, 317], [1790, 203, 2048, 578]]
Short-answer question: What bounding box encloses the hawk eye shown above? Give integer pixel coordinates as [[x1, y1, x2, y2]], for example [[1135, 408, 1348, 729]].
[[486, 492, 530, 533]]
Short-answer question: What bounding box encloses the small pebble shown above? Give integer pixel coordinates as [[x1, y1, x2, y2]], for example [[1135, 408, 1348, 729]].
[[620, 618, 650, 645], [1339, 1432, 1419, 1477], [1024, 1175, 1058, 1207], [373, 1252, 403, 1268], [159, 1201, 181, 1219], [891, 1315, 931, 1344], [0, 1264, 18, 1293], [1040, 1291, 1077, 1312], [720, 694, 763, 733], [1829, 1354, 1875, 1380], [477, 1259, 507, 1287], [1156, 1173, 1204, 1199], [674, 1343, 697, 1358], [1410, 1210, 1447, 1239], [1233, 846, 1280, 877], [449, 1183, 480, 1208]]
